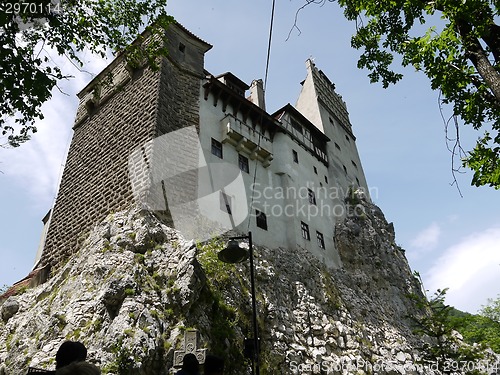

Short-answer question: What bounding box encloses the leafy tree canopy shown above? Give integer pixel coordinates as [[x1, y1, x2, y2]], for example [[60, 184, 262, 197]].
[[0, 0, 171, 147], [480, 294, 500, 323], [449, 307, 500, 353], [409, 286, 487, 373], [304, 0, 500, 188], [408, 272, 500, 374]]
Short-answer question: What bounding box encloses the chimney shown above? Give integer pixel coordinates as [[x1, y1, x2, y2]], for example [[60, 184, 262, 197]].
[[248, 79, 266, 111]]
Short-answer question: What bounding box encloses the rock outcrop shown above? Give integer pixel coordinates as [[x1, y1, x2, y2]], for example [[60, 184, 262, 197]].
[[1, 193, 430, 374]]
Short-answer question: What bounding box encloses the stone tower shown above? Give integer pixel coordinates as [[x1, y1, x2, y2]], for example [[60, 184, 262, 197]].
[[296, 59, 369, 195], [39, 23, 212, 270]]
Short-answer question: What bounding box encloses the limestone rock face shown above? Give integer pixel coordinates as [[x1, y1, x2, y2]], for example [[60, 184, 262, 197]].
[[0, 197, 430, 375], [1, 298, 19, 322]]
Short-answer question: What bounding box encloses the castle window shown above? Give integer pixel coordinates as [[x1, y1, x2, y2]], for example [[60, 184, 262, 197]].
[[351, 160, 358, 169], [308, 189, 316, 205], [356, 177, 360, 186], [85, 99, 96, 113], [335, 143, 341, 151], [220, 191, 232, 215], [179, 42, 186, 53], [313, 166, 318, 175], [256, 210, 268, 230], [343, 165, 347, 174], [291, 119, 303, 134], [301, 221, 310, 240], [239, 154, 249, 173], [316, 231, 325, 249], [292, 150, 299, 163], [329, 117, 334, 125], [211, 138, 223, 159], [345, 135, 350, 143], [303, 129, 311, 141], [324, 175, 328, 184]]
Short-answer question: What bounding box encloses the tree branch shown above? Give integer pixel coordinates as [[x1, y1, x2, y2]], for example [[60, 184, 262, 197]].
[[481, 23, 500, 63], [456, 18, 500, 104], [439, 91, 465, 197], [287, 0, 335, 41]]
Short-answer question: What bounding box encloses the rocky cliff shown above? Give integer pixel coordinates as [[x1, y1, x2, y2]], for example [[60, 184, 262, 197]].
[[1, 192, 429, 374]]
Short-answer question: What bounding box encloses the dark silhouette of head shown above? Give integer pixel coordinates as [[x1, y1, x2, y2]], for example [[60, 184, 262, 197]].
[[181, 353, 199, 373], [204, 354, 224, 375], [55, 361, 100, 375], [55, 341, 87, 369]]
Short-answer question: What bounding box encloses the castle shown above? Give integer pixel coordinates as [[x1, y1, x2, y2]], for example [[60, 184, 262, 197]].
[[2, 22, 433, 374], [35, 21, 370, 273]]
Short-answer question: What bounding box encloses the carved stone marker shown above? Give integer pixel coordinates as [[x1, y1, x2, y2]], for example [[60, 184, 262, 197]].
[[173, 329, 207, 367]]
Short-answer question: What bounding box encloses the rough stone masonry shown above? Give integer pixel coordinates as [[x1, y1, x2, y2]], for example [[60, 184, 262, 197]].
[[39, 22, 212, 272]]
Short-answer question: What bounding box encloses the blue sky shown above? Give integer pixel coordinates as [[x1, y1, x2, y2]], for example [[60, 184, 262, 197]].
[[1, 0, 499, 313]]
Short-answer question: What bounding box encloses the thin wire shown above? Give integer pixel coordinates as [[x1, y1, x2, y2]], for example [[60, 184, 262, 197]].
[[264, 0, 276, 91], [246, 0, 275, 233], [246, 124, 263, 234]]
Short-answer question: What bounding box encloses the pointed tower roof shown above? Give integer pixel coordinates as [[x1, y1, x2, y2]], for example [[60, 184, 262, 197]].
[[296, 59, 354, 138]]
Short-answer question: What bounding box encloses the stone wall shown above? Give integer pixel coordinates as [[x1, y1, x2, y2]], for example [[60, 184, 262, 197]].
[[40, 23, 211, 270]]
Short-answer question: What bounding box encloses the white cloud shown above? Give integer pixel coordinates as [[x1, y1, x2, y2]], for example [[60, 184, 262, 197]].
[[424, 226, 500, 313], [410, 222, 441, 251], [1, 98, 74, 208]]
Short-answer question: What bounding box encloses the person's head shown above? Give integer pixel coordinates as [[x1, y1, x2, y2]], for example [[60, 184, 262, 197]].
[[55, 341, 87, 369], [181, 353, 199, 373], [203, 355, 224, 375], [55, 361, 100, 375]]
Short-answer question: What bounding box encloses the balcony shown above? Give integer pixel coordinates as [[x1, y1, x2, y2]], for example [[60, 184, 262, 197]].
[[221, 114, 273, 168]]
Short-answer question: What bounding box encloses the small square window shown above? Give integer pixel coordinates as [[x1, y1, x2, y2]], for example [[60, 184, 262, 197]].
[[324, 175, 328, 184], [345, 135, 350, 143], [308, 189, 316, 205], [356, 177, 360, 186], [351, 160, 358, 169], [313, 166, 318, 174], [301, 221, 310, 240], [179, 42, 186, 53], [335, 143, 341, 151], [329, 117, 334, 125], [292, 150, 299, 163], [220, 191, 231, 215], [256, 210, 268, 230], [343, 165, 347, 174], [211, 138, 223, 159], [316, 231, 325, 249], [239, 154, 249, 173]]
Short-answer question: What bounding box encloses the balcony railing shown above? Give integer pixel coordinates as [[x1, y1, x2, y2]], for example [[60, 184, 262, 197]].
[[221, 114, 273, 168]]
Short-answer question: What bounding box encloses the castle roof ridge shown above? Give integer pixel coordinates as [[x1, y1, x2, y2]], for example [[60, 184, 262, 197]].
[[272, 103, 331, 142], [173, 20, 212, 49], [76, 20, 212, 99]]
